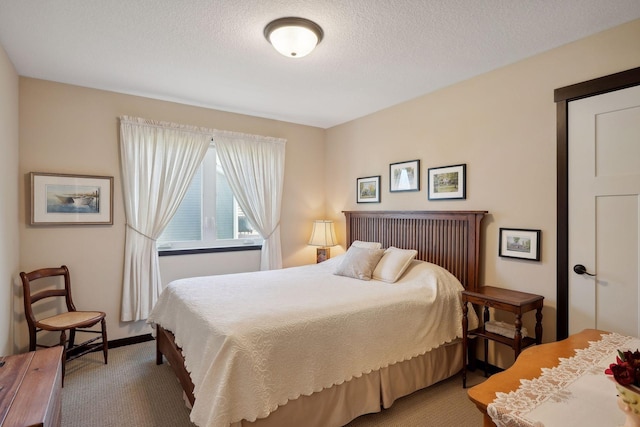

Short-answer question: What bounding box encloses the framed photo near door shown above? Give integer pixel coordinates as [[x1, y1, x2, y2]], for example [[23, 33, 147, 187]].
[[499, 228, 541, 261]]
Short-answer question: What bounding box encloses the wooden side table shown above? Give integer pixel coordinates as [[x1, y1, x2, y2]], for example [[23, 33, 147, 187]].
[[467, 329, 606, 427], [461, 286, 544, 388]]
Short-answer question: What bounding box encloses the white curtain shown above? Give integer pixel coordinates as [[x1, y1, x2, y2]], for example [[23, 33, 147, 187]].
[[119, 116, 211, 321], [214, 130, 286, 270]]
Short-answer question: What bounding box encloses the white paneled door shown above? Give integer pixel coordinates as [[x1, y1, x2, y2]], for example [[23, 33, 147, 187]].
[[568, 84, 640, 336]]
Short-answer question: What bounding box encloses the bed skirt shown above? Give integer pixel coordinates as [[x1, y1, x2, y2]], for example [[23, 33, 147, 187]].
[[157, 325, 462, 427]]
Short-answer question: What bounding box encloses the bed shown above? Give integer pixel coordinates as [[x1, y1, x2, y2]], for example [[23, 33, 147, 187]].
[[149, 210, 487, 427]]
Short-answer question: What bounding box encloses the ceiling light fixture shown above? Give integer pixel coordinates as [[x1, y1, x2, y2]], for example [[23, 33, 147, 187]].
[[264, 17, 323, 58]]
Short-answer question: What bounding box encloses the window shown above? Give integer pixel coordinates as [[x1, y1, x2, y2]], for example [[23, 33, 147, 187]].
[[157, 145, 263, 251]]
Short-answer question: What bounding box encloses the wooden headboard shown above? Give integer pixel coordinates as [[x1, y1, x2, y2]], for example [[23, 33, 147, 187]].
[[343, 210, 487, 292]]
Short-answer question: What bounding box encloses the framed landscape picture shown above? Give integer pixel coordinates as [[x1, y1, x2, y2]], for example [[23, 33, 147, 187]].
[[390, 160, 420, 192], [428, 163, 466, 200], [30, 172, 114, 225], [357, 175, 381, 203], [499, 228, 541, 261]]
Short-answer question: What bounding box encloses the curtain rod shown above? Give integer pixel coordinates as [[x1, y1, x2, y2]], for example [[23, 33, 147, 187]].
[[119, 116, 286, 144]]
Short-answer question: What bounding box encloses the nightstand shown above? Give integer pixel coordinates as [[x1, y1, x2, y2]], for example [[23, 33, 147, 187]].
[[461, 286, 544, 388]]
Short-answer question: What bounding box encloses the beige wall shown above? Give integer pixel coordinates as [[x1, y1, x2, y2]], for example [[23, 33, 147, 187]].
[[0, 43, 19, 354], [8, 19, 640, 360], [325, 19, 640, 367], [17, 79, 325, 350]]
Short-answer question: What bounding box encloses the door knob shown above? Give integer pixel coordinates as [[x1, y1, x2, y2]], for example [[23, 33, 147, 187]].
[[573, 264, 596, 276]]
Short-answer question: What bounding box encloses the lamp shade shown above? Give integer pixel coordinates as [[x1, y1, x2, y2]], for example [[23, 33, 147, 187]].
[[264, 17, 323, 58], [308, 220, 337, 247]]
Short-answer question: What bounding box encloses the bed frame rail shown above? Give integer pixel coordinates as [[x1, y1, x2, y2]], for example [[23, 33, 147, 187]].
[[156, 325, 195, 406]]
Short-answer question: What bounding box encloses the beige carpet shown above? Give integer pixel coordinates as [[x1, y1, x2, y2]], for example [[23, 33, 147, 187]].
[[62, 341, 487, 427]]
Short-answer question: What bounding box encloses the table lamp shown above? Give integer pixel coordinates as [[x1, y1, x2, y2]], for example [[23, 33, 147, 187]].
[[308, 219, 337, 263]]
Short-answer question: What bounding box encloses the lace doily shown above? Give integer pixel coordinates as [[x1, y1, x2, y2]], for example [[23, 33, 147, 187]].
[[487, 332, 637, 427]]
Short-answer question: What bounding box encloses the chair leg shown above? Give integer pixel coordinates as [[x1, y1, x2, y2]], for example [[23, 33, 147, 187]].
[[68, 328, 76, 350], [101, 318, 108, 364], [59, 329, 67, 387]]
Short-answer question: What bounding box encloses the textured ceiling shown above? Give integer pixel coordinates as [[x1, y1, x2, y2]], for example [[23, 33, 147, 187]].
[[1, 1, 639, 128]]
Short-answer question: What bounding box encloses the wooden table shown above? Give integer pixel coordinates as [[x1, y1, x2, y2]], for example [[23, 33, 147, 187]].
[[461, 286, 544, 387], [0, 346, 63, 427], [467, 329, 608, 427]]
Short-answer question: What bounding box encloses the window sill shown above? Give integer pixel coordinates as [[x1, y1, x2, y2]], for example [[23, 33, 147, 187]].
[[158, 245, 262, 257]]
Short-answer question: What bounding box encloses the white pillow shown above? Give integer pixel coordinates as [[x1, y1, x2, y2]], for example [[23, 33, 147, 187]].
[[334, 246, 385, 280], [351, 240, 383, 250], [372, 246, 418, 283]]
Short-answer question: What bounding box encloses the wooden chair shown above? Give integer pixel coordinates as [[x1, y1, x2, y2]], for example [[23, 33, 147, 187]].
[[20, 265, 108, 383]]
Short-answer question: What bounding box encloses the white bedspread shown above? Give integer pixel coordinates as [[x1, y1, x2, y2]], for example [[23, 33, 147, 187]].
[[148, 256, 478, 427]]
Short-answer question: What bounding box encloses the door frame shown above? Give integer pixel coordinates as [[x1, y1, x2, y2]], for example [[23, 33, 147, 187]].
[[555, 66, 640, 340]]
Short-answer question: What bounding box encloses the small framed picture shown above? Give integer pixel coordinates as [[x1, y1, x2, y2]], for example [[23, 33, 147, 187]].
[[499, 228, 541, 261], [428, 163, 466, 200], [316, 247, 329, 263], [30, 172, 114, 225], [357, 175, 381, 203], [390, 160, 420, 192]]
